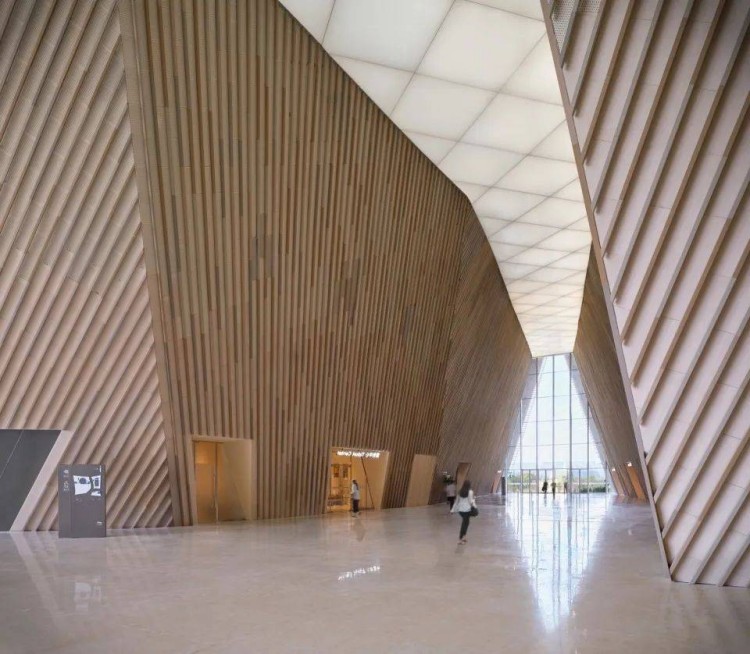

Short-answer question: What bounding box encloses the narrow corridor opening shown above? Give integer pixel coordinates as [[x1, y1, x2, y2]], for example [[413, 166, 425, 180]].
[[505, 354, 611, 495]]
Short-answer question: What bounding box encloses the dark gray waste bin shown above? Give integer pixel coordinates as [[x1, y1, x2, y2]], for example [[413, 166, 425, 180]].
[[58, 464, 106, 538]]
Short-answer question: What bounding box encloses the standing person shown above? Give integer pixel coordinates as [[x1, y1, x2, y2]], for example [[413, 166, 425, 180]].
[[541, 480, 548, 496], [451, 480, 477, 544], [445, 478, 457, 511], [351, 480, 360, 516], [551, 480, 557, 497]]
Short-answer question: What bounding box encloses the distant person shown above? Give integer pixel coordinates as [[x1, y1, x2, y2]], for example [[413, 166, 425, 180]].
[[541, 480, 548, 496], [551, 481, 557, 497], [451, 480, 477, 544], [351, 480, 360, 516], [445, 479, 457, 511], [564, 481, 568, 493]]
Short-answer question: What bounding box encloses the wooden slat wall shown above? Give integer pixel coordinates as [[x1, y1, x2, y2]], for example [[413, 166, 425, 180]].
[[574, 251, 645, 498], [434, 217, 531, 499], [120, 0, 531, 521], [545, 0, 750, 585], [0, 0, 175, 529]]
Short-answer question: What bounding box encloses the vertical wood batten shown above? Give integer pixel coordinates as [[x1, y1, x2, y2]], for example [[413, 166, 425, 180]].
[[122, 0, 530, 521]]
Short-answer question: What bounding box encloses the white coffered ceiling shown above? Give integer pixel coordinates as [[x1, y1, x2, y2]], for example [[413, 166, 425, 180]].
[[279, 0, 590, 356]]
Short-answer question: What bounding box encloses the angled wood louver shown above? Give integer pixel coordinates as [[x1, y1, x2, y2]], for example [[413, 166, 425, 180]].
[[546, 0, 750, 586], [0, 0, 176, 528]]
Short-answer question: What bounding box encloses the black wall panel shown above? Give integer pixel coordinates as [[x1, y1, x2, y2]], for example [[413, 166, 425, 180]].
[[0, 430, 59, 530]]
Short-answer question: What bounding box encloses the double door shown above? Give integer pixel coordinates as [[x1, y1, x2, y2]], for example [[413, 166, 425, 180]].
[[193, 440, 253, 523]]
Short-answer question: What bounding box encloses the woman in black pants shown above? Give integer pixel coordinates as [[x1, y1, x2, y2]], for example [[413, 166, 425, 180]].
[[450, 480, 477, 544], [351, 480, 360, 516]]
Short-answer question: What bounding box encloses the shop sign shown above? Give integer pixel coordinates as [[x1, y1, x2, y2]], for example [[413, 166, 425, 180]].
[[336, 450, 381, 459]]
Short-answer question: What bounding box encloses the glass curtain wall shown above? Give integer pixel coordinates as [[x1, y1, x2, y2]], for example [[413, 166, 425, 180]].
[[506, 354, 610, 493]]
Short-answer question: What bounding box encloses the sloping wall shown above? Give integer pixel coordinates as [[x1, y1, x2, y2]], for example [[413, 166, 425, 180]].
[[574, 251, 645, 498], [0, 0, 174, 529], [436, 217, 531, 498], [545, 0, 750, 585], [121, 0, 530, 520]]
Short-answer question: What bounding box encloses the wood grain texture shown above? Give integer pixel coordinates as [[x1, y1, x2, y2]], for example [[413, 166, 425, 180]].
[[434, 217, 531, 500], [574, 251, 645, 498], [547, 0, 750, 585], [120, 0, 530, 521], [0, 0, 175, 529]]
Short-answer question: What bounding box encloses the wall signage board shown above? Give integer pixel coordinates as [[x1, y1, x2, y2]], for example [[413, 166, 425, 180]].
[[336, 450, 381, 459], [58, 464, 106, 538]]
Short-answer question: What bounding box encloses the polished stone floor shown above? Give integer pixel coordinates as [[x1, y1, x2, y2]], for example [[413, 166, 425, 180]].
[[1, 494, 749, 653]]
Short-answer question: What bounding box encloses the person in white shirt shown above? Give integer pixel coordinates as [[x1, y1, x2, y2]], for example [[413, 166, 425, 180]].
[[450, 480, 477, 544], [351, 480, 360, 516], [445, 479, 457, 511]]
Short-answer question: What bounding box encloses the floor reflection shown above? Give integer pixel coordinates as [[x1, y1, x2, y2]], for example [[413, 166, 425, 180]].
[[505, 492, 609, 632], [2, 496, 748, 652]]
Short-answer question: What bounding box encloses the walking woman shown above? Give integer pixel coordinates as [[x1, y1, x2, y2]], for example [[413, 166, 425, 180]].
[[351, 479, 360, 516], [451, 480, 477, 544]]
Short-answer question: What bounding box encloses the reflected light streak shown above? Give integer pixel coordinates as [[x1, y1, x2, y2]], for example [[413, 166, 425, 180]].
[[337, 565, 381, 581], [507, 492, 608, 632]]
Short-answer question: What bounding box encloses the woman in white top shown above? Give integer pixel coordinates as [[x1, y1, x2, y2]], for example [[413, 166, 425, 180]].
[[450, 480, 477, 544], [351, 480, 360, 516]]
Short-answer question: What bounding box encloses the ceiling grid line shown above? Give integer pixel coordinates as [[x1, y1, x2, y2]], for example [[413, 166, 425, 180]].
[[280, 0, 591, 355], [387, 3, 457, 121], [435, 32, 551, 167]]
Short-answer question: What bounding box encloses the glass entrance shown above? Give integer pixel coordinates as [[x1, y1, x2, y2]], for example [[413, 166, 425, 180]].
[[505, 354, 611, 495], [508, 467, 609, 494]]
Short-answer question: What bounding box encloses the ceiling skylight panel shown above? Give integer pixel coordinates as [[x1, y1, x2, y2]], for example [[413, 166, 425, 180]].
[[535, 229, 592, 252], [524, 267, 581, 283], [439, 143, 522, 186], [514, 197, 586, 228], [473, 188, 545, 219], [499, 262, 538, 280], [516, 292, 565, 306], [506, 279, 548, 294], [470, 0, 544, 20], [508, 247, 569, 266], [502, 36, 562, 104], [531, 121, 576, 161], [493, 222, 559, 247], [392, 75, 494, 139], [568, 218, 590, 231], [418, 1, 544, 90], [497, 156, 578, 195], [555, 180, 585, 202], [547, 250, 591, 271], [463, 94, 565, 152], [323, 0, 452, 70]]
